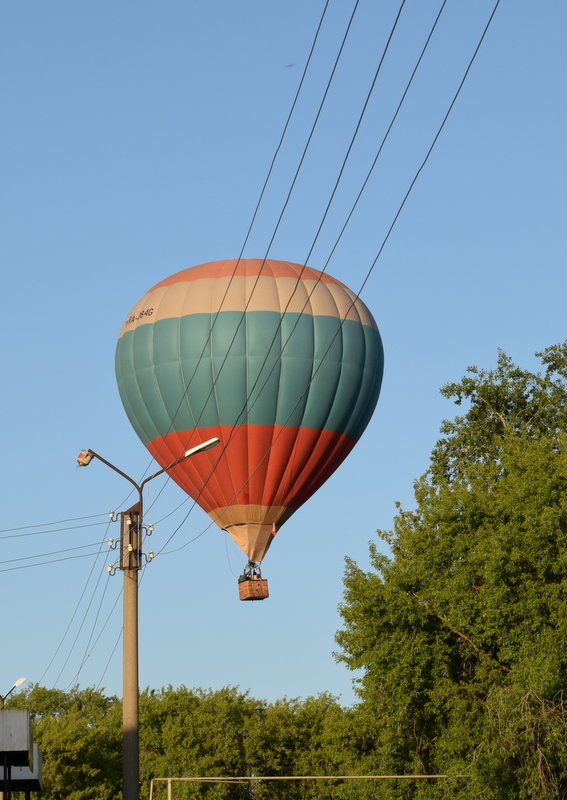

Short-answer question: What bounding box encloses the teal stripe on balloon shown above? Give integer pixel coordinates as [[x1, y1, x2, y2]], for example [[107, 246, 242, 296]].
[[115, 310, 383, 446]]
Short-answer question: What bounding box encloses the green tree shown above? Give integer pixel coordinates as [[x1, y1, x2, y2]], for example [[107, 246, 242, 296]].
[[7, 685, 351, 799], [336, 345, 567, 799], [140, 685, 262, 799], [9, 685, 121, 800], [140, 688, 350, 800], [243, 693, 348, 799]]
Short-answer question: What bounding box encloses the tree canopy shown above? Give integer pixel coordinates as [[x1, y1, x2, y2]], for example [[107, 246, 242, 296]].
[[336, 343, 567, 798], [7, 685, 350, 800]]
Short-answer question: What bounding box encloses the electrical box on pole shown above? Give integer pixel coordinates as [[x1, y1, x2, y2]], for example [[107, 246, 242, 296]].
[[120, 503, 141, 571]]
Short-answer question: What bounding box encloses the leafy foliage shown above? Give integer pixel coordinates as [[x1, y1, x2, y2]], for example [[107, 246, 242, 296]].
[[7, 686, 347, 799], [8, 686, 122, 800], [336, 344, 567, 798]]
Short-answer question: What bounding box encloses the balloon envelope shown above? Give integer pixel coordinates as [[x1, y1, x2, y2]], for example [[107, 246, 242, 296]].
[[115, 259, 383, 561]]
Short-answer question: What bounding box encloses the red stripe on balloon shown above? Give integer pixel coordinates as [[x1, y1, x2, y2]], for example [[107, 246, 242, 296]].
[[149, 259, 347, 291], [146, 425, 356, 519]]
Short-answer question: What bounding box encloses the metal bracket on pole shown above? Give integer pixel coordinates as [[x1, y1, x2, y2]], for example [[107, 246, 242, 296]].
[[120, 503, 141, 571]]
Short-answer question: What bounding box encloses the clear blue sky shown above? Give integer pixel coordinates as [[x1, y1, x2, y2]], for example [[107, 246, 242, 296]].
[[1, 0, 565, 706]]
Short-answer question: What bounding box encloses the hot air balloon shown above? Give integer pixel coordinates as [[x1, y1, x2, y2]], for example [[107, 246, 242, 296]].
[[115, 259, 383, 598]]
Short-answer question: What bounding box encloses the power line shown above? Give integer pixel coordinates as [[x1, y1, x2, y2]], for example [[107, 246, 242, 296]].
[[321, 0, 449, 270], [144, 0, 438, 538], [151, 2, 432, 548], [0, 550, 109, 573], [94, 557, 157, 690], [57, 531, 154, 690], [0, 539, 109, 566], [96, 620, 122, 692], [65, 566, 115, 690], [301, 0, 409, 269], [133, 0, 335, 495], [54, 552, 113, 688], [98, 1, 369, 535], [361, 0, 502, 287], [141, 0, 365, 530], [201, 0, 449, 460], [154, 0, 502, 554], [0, 514, 113, 537], [38, 529, 114, 686]]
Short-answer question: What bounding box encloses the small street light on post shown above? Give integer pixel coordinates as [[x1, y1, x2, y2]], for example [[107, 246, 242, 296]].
[[77, 437, 220, 800], [0, 679, 26, 711]]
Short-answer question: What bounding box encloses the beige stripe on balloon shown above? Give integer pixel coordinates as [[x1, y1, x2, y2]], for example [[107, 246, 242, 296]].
[[118, 275, 377, 338]]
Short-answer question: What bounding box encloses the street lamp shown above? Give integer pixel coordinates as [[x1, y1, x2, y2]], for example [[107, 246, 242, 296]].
[[77, 437, 220, 800], [0, 678, 26, 709]]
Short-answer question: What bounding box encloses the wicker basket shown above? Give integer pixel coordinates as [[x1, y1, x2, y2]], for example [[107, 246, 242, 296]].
[[238, 578, 269, 601]]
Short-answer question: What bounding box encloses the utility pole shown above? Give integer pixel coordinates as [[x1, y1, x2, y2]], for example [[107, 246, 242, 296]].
[[77, 437, 220, 800], [121, 503, 142, 800]]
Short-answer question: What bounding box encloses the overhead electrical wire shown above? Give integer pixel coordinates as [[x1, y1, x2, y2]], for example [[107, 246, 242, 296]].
[[101, 0, 339, 529], [139, 0, 363, 520], [53, 567, 122, 691], [234, 0, 332, 261], [38, 495, 157, 688], [193, 0, 412, 465], [0, 516, 113, 539], [53, 548, 115, 688], [152, 0, 410, 546], [0, 511, 110, 533], [143, 0, 368, 523], [48, 525, 154, 689], [155, 0, 502, 554], [0, 550, 112, 573], [96, 620, 122, 692], [195, 0, 448, 479], [90, 0, 366, 527], [167, 0, 405, 473], [93, 558, 155, 691], [216, 0, 446, 443], [31, 527, 115, 690], [28, 491, 171, 689], [360, 0, 502, 290], [227, 0, 504, 467], [135, 0, 335, 495], [38, 527, 115, 686], [0, 539, 110, 567], [300, 0, 408, 270], [65, 566, 114, 690], [158, 523, 210, 555], [320, 0, 449, 271], [228, 0, 503, 486], [149, 0, 434, 544]]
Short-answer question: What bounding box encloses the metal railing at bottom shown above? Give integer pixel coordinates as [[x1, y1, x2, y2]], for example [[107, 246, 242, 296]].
[[149, 773, 470, 799]]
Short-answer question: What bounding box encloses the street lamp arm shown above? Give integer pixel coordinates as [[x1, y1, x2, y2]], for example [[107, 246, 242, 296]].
[[139, 459, 182, 492], [140, 437, 220, 492], [79, 438, 220, 495], [80, 450, 142, 495]]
